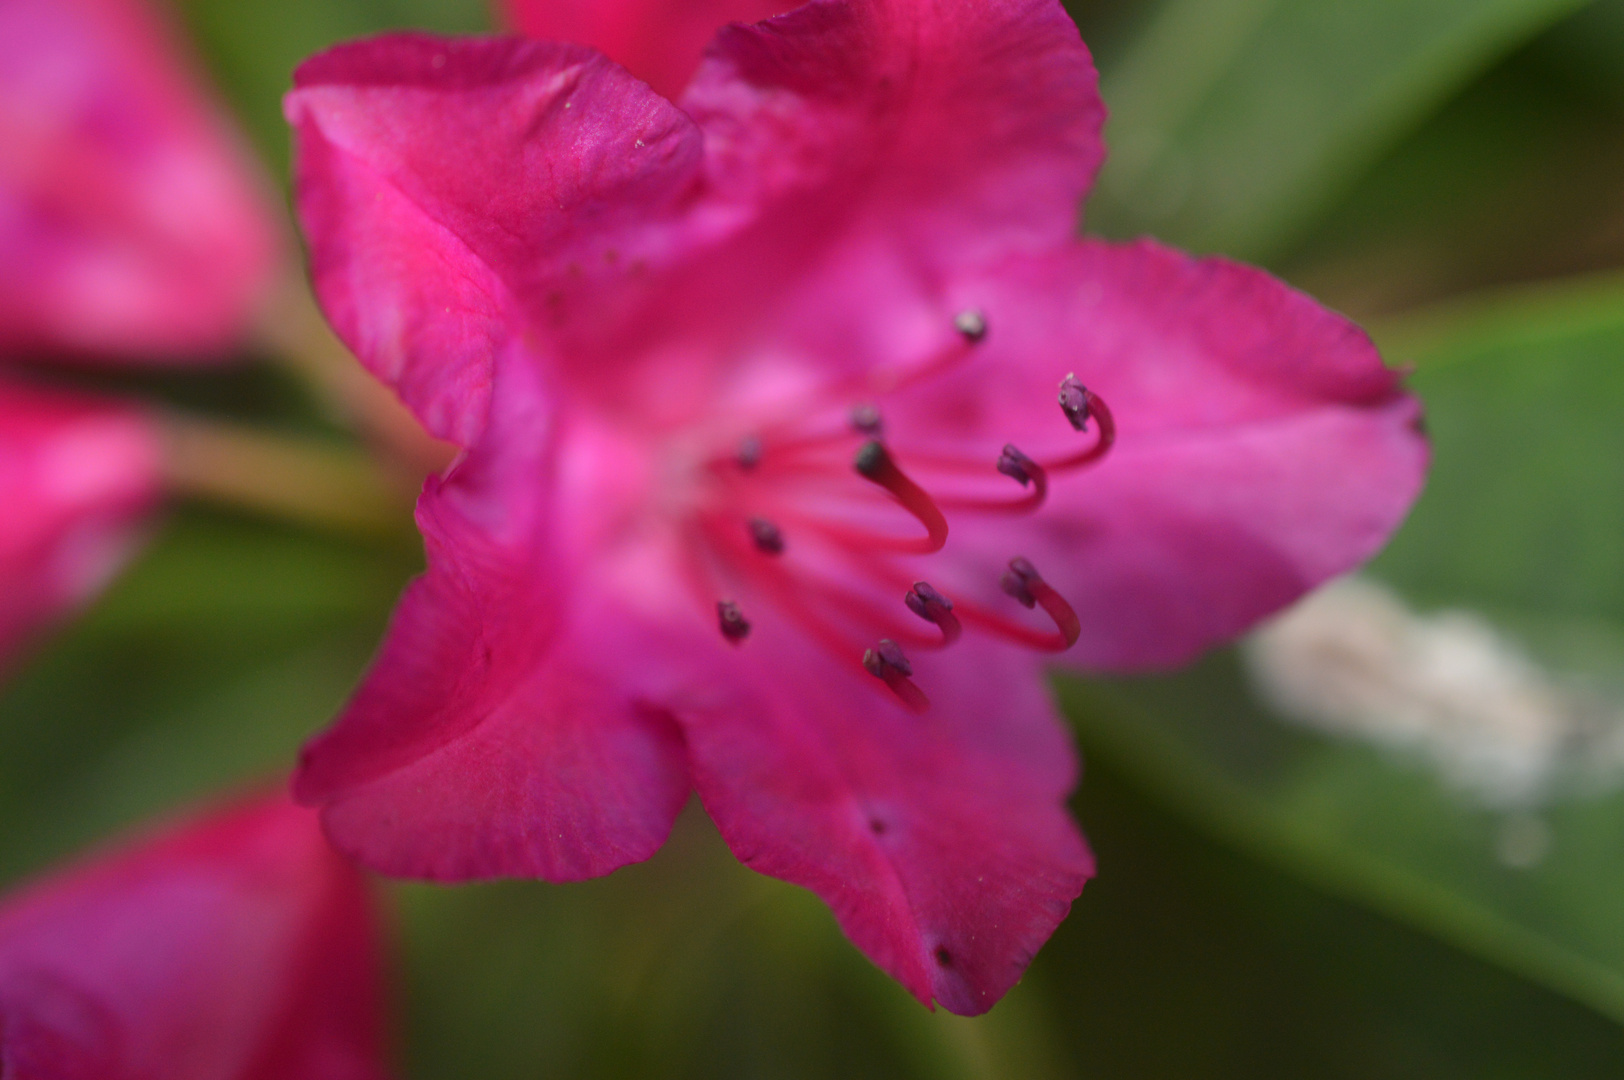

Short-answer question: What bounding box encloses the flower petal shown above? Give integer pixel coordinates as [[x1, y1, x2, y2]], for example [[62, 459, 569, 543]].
[[0, 380, 161, 671], [286, 33, 705, 445], [679, 630, 1092, 1015], [0, 792, 389, 1080], [0, 0, 279, 361], [685, 0, 1104, 261], [884, 238, 1429, 670], [501, 0, 799, 100], [295, 350, 692, 881]]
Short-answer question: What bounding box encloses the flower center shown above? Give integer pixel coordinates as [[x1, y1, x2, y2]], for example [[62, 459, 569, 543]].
[[679, 311, 1115, 713]]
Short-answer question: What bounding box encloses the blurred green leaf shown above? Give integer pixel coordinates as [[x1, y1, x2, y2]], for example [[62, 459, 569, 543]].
[[0, 510, 415, 881], [1088, 0, 1595, 260], [173, 0, 492, 178], [389, 759, 1624, 1078], [1063, 272, 1624, 1024]]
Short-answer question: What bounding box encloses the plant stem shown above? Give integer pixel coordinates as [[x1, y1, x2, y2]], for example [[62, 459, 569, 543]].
[[158, 411, 416, 537], [257, 274, 458, 476]]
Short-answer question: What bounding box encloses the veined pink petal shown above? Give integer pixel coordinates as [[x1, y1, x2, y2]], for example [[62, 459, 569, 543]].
[[0, 791, 390, 1080], [0, 380, 162, 670], [0, 0, 280, 362], [683, 0, 1104, 266], [881, 238, 1428, 670], [500, 0, 799, 100], [296, 350, 692, 881], [286, 34, 706, 446], [681, 630, 1091, 1015]]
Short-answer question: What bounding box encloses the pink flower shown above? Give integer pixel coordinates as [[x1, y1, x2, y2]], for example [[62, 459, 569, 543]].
[[0, 380, 161, 671], [0, 791, 392, 1080], [0, 0, 280, 361], [285, 0, 1426, 1013]]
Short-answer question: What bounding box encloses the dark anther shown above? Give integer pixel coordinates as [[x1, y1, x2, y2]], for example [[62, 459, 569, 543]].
[[862, 638, 913, 679], [905, 580, 961, 645], [717, 600, 751, 643], [934, 946, 954, 968], [748, 517, 785, 555], [850, 403, 884, 436], [736, 435, 763, 470], [1000, 556, 1042, 608], [853, 439, 889, 480], [996, 444, 1040, 487], [953, 309, 988, 343], [904, 581, 954, 622], [1058, 373, 1091, 431], [869, 818, 888, 835]]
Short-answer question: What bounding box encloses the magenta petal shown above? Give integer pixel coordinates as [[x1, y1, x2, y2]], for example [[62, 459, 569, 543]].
[[296, 351, 691, 881], [0, 0, 279, 362], [501, 0, 800, 100], [0, 380, 161, 670], [686, 0, 1105, 260], [890, 238, 1428, 670], [682, 633, 1091, 1015], [0, 792, 390, 1080], [286, 33, 705, 445]]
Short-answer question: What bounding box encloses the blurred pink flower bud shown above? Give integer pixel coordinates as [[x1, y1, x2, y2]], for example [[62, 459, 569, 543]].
[[0, 790, 392, 1080], [0, 380, 161, 669], [0, 0, 281, 362]]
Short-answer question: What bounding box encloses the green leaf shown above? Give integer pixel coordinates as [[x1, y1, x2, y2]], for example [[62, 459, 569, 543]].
[[1087, 0, 1596, 260], [1064, 272, 1624, 1023], [173, 0, 492, 178], [0, 510, 415, 881]]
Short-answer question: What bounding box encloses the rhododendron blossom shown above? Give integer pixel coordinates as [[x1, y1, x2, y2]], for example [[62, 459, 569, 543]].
[[0, 791, 391, 1080], [0, 0, 279, 361], [0, 0, 282, 668], [0, 381, 162, 670], [286, 0, 1427, 1013]]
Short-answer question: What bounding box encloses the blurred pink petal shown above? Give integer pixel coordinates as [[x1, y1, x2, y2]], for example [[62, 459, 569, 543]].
[[0, 380, 161, 669], [0, 0, 280, 362], [0, 791, 392, 1080], [500, 0, 798, 100], [286, 1, 1427, 1013]]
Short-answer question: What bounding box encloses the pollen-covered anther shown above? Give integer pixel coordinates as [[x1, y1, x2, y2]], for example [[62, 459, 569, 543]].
[[717, 600, 751, 643], [1044, 378, 1116, 472], [905, 581, 962, 645], [1000, 557, 1081, 649], [863, 638, 929, 713], [850, 403, 884, 436], [748, 516, 785, 555], [1057, 373, 1091, 431], [953, 309, 988, 343]]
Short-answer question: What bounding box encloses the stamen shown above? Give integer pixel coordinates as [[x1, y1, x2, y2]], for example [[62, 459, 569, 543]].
[[1044, 379, 1116, 472], [717, 600, 752, 643], [904, 581, 962, 645], [954, 309, 988, 343], [936, 443, 1048, 513], [999, 557, 1080, 649], [863, 638, 929, 713], [852, 441, 949, 553], [736, 435, 763, 471], [748, 516, 785, 555], [850, 403, 884, 436]]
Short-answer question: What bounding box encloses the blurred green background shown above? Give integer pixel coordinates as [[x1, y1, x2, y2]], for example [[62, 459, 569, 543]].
[[6, 0, 1624, 1074]]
